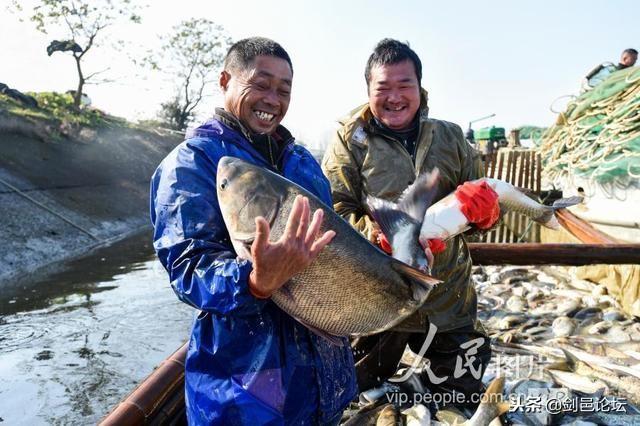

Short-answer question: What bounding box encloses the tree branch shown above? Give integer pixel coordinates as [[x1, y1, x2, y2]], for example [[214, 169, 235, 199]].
[[84, 67, 111, 81]]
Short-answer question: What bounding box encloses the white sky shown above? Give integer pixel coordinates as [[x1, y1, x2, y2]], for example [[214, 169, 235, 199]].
[[2, 0, 639, 148]]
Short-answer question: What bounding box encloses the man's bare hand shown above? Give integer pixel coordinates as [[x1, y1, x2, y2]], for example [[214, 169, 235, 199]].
[[248, 195, 335, 298]]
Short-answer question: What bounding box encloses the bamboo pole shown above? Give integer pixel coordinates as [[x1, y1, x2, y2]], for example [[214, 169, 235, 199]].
[[469, 243, 640, 265]]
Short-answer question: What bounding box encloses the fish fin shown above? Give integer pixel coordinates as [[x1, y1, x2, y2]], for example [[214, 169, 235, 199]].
[[485, 375, 505, 395], [297, 319, 345, 346], [391, 260, 441, 303], [366, 196, 418, 238], [467, 377, 510, 425], [496, 401, 511, 417], [396, 168, 440, 222], [545, 360, 571, 372], [559, 348, 580, 370]]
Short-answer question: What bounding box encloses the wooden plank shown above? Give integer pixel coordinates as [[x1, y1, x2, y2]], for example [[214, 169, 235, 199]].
[[555, 209, 620, 244], [517, 151, 526, 188], [496, 150, 505, 180], [489, 152, 497, 177], [469, 243, 640, 265], [504, 151, 513, 183], [535, 153, 542, 194], [509, 151, 519, 185], [523, 151, 531, 190]]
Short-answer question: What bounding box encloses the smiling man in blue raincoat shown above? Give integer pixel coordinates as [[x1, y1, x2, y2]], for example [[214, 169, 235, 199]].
[[150, 37, 357, 425]]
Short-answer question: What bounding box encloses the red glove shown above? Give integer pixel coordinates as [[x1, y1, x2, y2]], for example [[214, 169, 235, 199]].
[[377, 232, 393, 254], [454, 181, 500, 230], [427, 238, 447, 254]]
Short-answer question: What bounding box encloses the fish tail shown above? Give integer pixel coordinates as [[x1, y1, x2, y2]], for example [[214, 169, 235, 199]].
[[365, 196, 415, 244], [391, 260, 441, 300], [397, 168, 440, 221], [535, 196, 583, 229], [366, 170, 439, 240], [467, 376, 510, 425], [552, 196, 583, 210]]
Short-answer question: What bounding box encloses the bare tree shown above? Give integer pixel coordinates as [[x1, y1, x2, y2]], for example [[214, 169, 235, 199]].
[[18, 0, 142, 109], [144, 18, 232, 130]]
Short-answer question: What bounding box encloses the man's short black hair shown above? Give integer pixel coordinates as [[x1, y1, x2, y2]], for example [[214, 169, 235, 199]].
[[623, 48, 638, 56], [365, 39, 422, 87], [224, 37, 293, 74]]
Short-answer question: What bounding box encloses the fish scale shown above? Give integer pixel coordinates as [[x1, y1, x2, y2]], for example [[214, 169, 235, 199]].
[[270, 195, 420, 335]]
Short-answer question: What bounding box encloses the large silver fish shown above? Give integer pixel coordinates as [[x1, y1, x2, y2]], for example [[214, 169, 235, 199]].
[[419, 177, 582, 244], [216, 156, 440, 339]]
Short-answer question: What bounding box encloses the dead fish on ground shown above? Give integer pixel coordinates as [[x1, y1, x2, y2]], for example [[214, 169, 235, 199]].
[[505, 295, 526, 313], [557, 346, 640, 379], [551, 349, 640, 405], [545, 369, 609, 394], [495, 314, 528, 330], [435, 406, 468, 425], [376, 404, 401, 426], [418, 177, 582, 244], [342, 403, 396, 426], [360, 383, 398, 405], [216, 156, 440, 340], [402, 404, 430, 426], [553, 316, 577, 338], [460, 377, 510, 426], [425, 377, 509, 426], [602, 308, 627, 322], [587, 320, 613, 335]]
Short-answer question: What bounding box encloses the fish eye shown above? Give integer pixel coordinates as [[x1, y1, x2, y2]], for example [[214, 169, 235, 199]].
[[220, 178, 228, 190]]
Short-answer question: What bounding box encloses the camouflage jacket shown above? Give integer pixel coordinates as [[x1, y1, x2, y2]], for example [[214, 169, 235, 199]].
[[322, 91, 484, 332]]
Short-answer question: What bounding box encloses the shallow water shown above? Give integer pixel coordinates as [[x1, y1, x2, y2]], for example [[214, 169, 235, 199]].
[[0, 229, 193, 425]]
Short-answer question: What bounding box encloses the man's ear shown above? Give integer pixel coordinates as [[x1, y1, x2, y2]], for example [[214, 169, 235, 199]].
[[219, 70, 230, 92]]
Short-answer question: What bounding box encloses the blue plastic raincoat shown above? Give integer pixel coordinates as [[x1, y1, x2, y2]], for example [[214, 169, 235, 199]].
[[150, 117, 357, 425]]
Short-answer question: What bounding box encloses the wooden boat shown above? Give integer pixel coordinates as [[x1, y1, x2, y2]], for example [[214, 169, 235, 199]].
[[557, 175, 640, 243], [100, 344, 188, 425]]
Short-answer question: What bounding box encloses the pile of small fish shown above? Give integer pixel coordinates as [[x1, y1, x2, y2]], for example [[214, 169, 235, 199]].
[[340, 265, 640, 425], [478, 264, 640, 425]]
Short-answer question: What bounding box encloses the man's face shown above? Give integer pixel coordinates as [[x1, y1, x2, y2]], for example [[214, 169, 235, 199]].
[[368, 60, 421, 130], [621, 52, 638, 67], [221, 55, 292, 134]]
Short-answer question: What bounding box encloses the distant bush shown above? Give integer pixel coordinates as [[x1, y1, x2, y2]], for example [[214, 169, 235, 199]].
[[31, 92, 110, 127], [0, 91, 126, 144]]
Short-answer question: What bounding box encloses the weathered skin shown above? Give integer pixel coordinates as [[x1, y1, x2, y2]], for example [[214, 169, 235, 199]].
[[216, 156, 439, 337], [419, 177, 582, 242]]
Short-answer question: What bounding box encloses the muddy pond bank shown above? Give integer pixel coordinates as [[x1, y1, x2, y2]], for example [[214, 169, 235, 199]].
[[0, 111, 181, 285]]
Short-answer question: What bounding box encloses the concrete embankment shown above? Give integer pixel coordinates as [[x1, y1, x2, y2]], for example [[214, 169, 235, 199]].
[[0, 110, 182, 286]]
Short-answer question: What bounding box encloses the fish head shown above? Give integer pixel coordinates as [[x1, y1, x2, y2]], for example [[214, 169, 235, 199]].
[[217, 156, 284, 258]]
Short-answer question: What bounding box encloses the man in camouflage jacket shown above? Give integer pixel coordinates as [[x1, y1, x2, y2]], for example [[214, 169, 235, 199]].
[[322, 39, 497, 408]]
